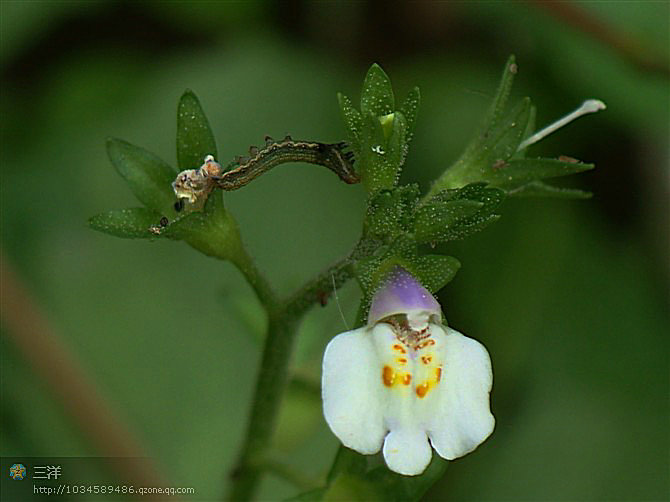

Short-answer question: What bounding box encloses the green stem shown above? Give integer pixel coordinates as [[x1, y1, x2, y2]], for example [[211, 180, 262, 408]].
[[226, 254, 357, 501], [284, 259, 355, 318], [231, 248, 279, 311], [228, 315, 297, 501]]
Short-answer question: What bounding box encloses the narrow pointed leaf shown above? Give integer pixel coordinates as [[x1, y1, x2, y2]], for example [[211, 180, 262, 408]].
[[88, 208, 162, 239], [360, 64, 394, 117], [177, 89, 218, 171], [386, 111, 408, 170], [425, 56, 522, 195], [414, 183, 504, 243], [509, 180, 592, 199], [177, 90, 228, 214], [360, 112, 392, 192], [337, 92, 363, 155], [486, 96, 531, 162], [106, 138, 177, 216], [486, 158, 594, 188], [515, 103, 537, 159], [413, 199, 484, 243], [399, 86, 420, 142], [485, 54, 517, 129]]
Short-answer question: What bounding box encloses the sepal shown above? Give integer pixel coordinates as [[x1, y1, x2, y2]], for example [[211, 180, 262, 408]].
[[106, 138, 178, 217], [176, 90, 226, 214], [88, 208, 163, 239], [365, 185, 419, 242], [509, 180, 592, 199], [177, 89, 218, 171], [483, 158, 594, 190], [360, 64, 395, 117], [338, 64, 418, 193], [414, 183, 504, 243]]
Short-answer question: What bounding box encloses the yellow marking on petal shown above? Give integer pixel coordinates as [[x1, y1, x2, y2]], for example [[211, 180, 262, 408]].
[[416, 365, 443, 398], [382, 365, 395, 387], [396, 357, 407, 365], [383, 365, 412, 388], [416, 382, 430, 398], [392, 344, 406, 354]]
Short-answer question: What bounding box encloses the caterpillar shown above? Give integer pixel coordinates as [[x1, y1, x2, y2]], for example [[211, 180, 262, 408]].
[[171, 136, 358, 212], [214, 136, 358, 190]]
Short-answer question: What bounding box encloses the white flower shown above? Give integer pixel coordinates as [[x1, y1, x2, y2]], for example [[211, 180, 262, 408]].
[[322, 267, 494, 476]]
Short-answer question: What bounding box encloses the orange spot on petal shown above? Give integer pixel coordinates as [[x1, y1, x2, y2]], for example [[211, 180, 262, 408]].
[[396, 357, 407, 364], [402, 373, 411, 385], [392, 344, 406, 354], [382, 365, 395, 387], [416, 382, 429, 398], [421, 355, 432, 364], [436, 367, 442, 382]]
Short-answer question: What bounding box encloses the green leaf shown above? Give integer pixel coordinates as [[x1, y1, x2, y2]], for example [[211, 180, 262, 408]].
[[176, 89, 218, 171], [360, 112, 390, 191], [337, 92, 363, 156], [414, 183, 504, 243], [399, 86, 420, 143], [484, 54, 517, 129], [485, 96, 532, 163], [485, 158, 594, 189], [367, 456, 448, 502], [413, 199, 485, 242], [509, 180, 592, 199], [354, 235, 460, 309], [88, 208, 162, 239], [516, 103, 537, 159], [358, 111, 409, 192], [106, 138, 177, 216], [425, 56, 521, 195], [360, 64, 394, 117], [365, 185, 419, 241], [414, 254, 461, 293], [176, 90, 228, 215], [386, 111, 409, 170]]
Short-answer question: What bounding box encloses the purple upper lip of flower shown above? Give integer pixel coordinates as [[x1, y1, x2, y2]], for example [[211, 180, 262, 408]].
[[367, 266, 441, 325]]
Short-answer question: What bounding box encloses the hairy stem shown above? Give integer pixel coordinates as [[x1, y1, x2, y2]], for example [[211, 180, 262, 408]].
[[228, 315, 297, 501], [226, 254, 357, 500], [231, 248, 279, 311], [284, 259, 355, 318]]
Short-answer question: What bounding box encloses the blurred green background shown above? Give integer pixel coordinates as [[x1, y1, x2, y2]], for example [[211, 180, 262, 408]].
[[1, 1, 668, 501]]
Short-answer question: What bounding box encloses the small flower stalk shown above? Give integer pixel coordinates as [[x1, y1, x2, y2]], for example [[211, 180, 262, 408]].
[[322, 267, 494, 476]]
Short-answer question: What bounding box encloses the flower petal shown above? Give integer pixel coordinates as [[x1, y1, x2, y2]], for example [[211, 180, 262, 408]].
[[427, 326, 495, 460], [383, 428, 432, 476], [368, 266, 441, 327], [322, 327, 386, 454]]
